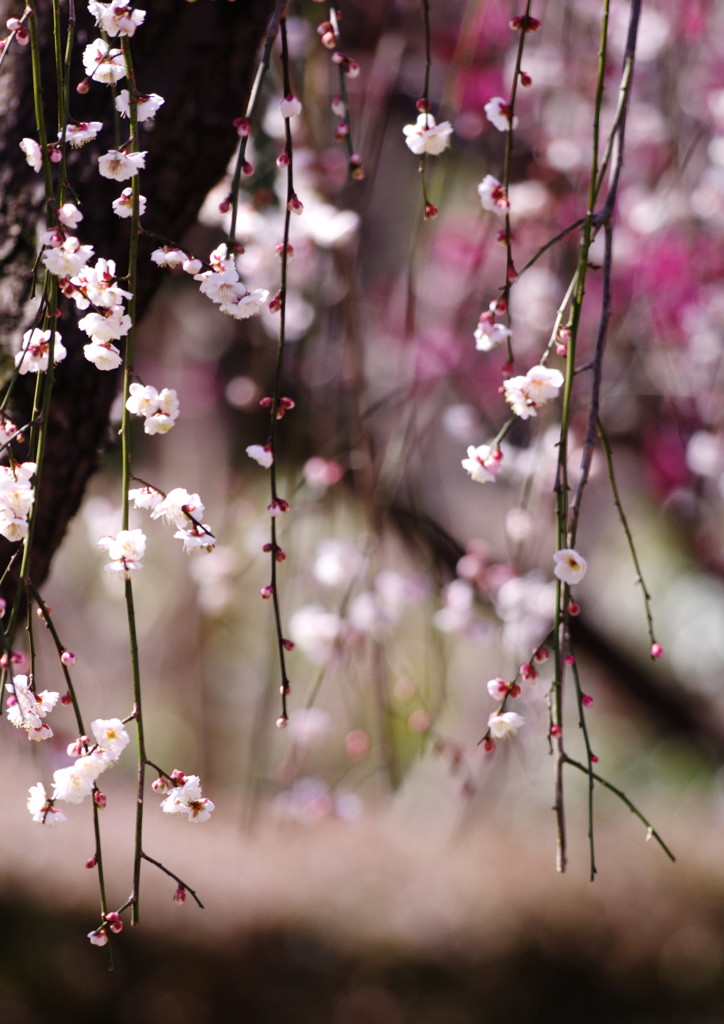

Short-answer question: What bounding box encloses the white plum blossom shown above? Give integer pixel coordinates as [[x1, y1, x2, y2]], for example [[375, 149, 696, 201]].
[[128, 485, 163, 513], [41, 236, 94, 277], [151, 487, 204, 529], [403, 112, 454, 156], [246, 444, 273, 468], [159, 774, 215, 822], [552, 548, 587, 585], [88, 1, 146, 37], [71, 259, 132, 309], [98, 528, 146, 577], [19, 138, 43, 172], [279, 94, 303, 118], [27, 782, 66, 825], [91, 718, 130, 762], [83, 340, 122, 370], [112, 188, 147, 218], [15, 328, 67, 375], [52, 762, 98, 804], [0, 462, 36, 543], [173, 524, 216, 555], [115, 89, 164, 121], [503, 364, 564, 419], [98, 149, 146, 181], [0, 415, 16, 447], [135, 486, 215, 553], [74, 750, 110, 779], [63, 121, 103, 148], [5, 675, 59, 740], [477, 174, 510, 213], [195, 268, 238, 305], [78, 305, 131, 342], [488, 710, 525, 739], [82, 38, 126, 84], [57, 202, 83, 229], [193, 253, 268, 320], [484, 97, 519, 132], [126, 383, 180, 434], [474, 313, 511, 352], [230, 290, 269, 319], [461, 444, 502, 484], [151, 246, 188, 267]]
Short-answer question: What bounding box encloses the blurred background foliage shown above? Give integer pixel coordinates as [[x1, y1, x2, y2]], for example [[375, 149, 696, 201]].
[[3, 0, 724, 1018]]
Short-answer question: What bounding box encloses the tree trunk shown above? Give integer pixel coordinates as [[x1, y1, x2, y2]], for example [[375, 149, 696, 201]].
[[0, 0, 275, 601]]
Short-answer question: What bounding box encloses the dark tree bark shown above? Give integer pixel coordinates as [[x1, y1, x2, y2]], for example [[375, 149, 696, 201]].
[[0, 0, 275, 600]]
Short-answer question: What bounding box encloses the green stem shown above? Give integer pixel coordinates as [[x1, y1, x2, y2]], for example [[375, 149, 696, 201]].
[[120, 38, 145, 927], [563, 755, 675, 863], [228, 0, 287, 245], [597, 420, 659, 650]]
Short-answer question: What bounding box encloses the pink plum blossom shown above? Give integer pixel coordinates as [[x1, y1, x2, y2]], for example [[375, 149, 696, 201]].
[[552, 548, 587, 585]]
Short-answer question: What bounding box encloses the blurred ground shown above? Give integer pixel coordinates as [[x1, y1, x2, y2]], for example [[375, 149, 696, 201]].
[[2, 768, 724, 1023]]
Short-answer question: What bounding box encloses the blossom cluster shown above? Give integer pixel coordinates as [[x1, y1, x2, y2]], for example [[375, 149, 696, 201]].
[[473, 310, 511, 352], [38, 224, 135, 370], [129, 485, 216, 554], [0, 462, 36, 542], [5, 675, 59, 741], [98, 528, 146, 577], [26, 717, 131, 825], [193, 243, 268, 320], [461, 444, 502, 484], [126, 383, 180, 435], [88, 1, 146, 38], [153, 770, 215, 823], [503, 364, 564, 419], [15, 328, 67, 375]]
